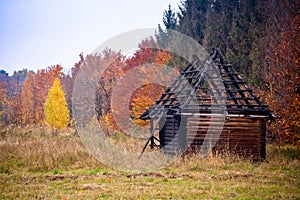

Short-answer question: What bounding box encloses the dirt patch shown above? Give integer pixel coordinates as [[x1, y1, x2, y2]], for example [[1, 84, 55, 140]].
[[45, 175, 79, 181], [126, 172, 194, 179]]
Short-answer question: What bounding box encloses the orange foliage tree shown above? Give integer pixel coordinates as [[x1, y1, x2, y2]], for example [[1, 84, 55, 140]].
[[125, 38, 157, 71], [0, 71, 8, 124], [94, 49, 125, 129], [129, 49, 172, 126], [99, 38, 175, 129], [6, 94, 22, 125], [21, 72, 35, 125], [260, 14, 300, 145], [129, 83, 165, 126], [34, 65, 63, 124]]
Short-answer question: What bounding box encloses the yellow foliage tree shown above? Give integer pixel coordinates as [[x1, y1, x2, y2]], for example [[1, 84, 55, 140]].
[[44, 78, 69, 130]]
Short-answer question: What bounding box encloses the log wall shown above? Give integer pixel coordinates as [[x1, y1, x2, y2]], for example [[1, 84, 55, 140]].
[[159, 115, 266, 161]]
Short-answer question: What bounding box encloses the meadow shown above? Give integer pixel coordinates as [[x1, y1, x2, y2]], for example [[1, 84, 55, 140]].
[[0, 126, 299, 199]]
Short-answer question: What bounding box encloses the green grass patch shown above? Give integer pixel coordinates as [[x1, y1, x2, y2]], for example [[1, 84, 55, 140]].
[[88, 168, 100, 175], [52, 169, 60, 175], [281, 146, 300, 159]]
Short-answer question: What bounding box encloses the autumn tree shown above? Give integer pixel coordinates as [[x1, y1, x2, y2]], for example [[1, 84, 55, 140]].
[[129, 84, 165, 126], [261, 14, 300, 145], [0, 69, 29, 125], [125, 38, 157, 71], [35, 65, 63, 124], [60, 73, 73, 121], [6, 94, 22, 125], [92, 39, 175, 130], [4, 69, 28, 125], [0, 66, 66, 126], [0, 70, 8, 125], [129, 50, 172, 126], [94, 49, 125, 124], [44, 78, 69, 130], [21, 71, 35, 125], [58, 53, 85, 128], [109, 39, 157, 128]]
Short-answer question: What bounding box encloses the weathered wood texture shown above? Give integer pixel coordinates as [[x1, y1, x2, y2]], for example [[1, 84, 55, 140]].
[[141, 49, 270, 161], [160, 116, 266, 161]]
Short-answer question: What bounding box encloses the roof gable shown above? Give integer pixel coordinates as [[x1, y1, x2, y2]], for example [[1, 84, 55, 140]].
[[140, 48, 270, 119]]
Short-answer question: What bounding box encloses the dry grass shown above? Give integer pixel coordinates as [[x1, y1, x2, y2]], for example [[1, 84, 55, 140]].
[[0, 126, 100, 173], [0, 126, 299, 199], [106, 130, 150, 154]]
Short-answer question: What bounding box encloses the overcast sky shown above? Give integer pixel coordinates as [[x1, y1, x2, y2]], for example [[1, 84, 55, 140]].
[[0, 0, 180, 75]]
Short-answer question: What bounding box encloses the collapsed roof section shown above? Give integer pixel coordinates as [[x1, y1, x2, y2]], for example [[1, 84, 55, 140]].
[[140, 48, 270, 120]]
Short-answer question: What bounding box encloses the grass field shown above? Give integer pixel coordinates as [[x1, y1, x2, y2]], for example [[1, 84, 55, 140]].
[[0, 126, 299, 199]]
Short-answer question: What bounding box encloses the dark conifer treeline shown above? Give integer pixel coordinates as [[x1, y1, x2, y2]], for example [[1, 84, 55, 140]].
[[157, 0, 300, 144], [160, 0, 299, 86]]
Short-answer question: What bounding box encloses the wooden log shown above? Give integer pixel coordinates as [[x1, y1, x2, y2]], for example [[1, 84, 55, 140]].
[[187, 121, 260, 126]]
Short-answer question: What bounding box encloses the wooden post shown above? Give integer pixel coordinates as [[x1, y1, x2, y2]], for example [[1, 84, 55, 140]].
[[150, 118, 154, 149], [178, 115, 187, 154]]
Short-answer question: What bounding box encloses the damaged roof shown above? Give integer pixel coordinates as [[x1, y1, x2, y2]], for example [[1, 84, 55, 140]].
[[140, 48, 271, 120]]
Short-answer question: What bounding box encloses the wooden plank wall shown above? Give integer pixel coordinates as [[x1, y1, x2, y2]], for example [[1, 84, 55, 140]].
[[159, 115, 181, 155], [160, 116, 266, 160], [187, 116, 265, 160]]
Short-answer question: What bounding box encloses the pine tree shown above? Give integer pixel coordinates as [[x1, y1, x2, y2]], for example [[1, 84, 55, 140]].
[[163, 5, 177, 30], [44, 78, 69, 130]]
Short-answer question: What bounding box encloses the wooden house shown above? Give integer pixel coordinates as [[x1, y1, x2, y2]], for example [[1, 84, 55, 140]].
[[139, 48, 271, 161]]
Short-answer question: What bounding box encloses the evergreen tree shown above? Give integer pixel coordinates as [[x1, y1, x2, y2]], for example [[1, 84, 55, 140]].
[[156, 5, 189, 70], [166, 1, 252, 85], [157, 4, 178, 48], [44, 78, 69, 130], [177, 0, 208, 44], [163, 4, 177, 30]]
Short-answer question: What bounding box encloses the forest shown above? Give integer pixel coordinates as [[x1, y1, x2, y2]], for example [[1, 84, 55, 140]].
[[1, 0, 299, 145]]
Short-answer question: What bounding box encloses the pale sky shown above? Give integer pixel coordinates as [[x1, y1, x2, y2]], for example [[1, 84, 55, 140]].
[[0, 0, 181, 75]]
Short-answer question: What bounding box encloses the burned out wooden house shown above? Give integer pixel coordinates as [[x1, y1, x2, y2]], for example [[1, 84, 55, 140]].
[[139, 48, 271, 161]]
